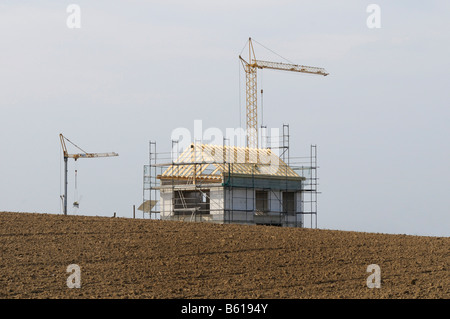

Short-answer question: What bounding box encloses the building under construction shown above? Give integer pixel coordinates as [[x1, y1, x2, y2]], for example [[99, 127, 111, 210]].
[[143, 126, 319, 228], [142, 38, 326, 228]]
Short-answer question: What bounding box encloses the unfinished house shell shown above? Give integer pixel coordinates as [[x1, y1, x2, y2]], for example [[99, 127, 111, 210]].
[[144, 134, 318, 228]]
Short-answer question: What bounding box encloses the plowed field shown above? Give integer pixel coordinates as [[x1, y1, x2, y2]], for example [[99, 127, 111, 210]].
[[0, 212, 448, 299]]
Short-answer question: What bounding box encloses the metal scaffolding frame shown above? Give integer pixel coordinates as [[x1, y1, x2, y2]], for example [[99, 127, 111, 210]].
[[143, 126, 319, 228]]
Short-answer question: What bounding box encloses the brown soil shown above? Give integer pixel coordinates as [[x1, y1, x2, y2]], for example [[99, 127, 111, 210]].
[[0, 212, 448, 299]]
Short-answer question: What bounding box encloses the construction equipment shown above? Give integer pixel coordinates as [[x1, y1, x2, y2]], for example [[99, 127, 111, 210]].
[[239, 38, 329, 149], [59, 133, 118, 215]]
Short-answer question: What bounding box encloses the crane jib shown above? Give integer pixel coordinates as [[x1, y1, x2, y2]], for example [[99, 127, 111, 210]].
[[252, 60, 328, 76]]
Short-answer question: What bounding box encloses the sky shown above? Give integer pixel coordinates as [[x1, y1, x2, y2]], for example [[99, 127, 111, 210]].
[[0, 1, 449, 237]]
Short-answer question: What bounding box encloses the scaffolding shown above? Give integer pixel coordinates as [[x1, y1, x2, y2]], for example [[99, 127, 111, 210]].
[[143, 126, 319, 228]]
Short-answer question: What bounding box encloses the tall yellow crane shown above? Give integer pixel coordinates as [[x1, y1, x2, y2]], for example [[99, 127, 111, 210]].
[[59, 133, 118, 215], [239, 38, 329, 149]]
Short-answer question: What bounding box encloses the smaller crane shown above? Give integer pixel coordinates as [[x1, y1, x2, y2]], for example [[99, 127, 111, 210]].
[[59, 133, 118, 215]]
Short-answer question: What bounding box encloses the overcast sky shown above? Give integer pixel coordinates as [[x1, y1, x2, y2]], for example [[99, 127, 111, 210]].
[[1, 1, 449, 236]]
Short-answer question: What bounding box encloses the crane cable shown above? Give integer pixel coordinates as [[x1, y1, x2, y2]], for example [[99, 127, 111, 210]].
[[239, 58, 242, 138], [261, 69, 264, 128], [239, 38, 249, 57], [59, 144, 62, 214], [251, 38, 295, 64], [73, 161, 79, 209], [62, 135, 88, 155]]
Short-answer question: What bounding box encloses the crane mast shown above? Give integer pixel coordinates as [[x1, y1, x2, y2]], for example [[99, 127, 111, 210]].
[[59, 133, 118, 215], [239, 38, 328, 149]]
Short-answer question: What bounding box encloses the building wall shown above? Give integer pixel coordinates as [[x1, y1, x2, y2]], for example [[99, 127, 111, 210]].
[[296, 192, 304, 227], [208, 186, 222, 214], [269, 190, 282, 213], [224, 188, 255, 224], [160, 188, 173, 219], [159, 185, 303, 227], [224, 188, 255, 212], [209, 186, 224, 223]]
